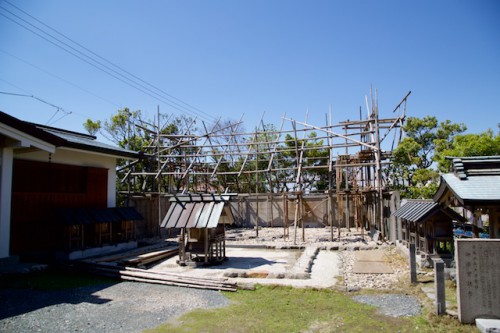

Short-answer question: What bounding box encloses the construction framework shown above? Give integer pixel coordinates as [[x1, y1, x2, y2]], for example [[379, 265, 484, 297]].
[[123, 91, 411, 243]]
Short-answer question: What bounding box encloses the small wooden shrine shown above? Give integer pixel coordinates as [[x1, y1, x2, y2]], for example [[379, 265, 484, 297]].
[[394, 200, 465, 259], [161, 193, 235, 266]]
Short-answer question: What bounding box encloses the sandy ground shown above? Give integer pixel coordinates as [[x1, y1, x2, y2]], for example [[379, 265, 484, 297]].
[[158, 227, 409, 290]]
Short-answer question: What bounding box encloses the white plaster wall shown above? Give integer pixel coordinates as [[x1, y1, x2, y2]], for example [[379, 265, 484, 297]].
[[0, 147, 13, 258], [14, 148, 118, 207]]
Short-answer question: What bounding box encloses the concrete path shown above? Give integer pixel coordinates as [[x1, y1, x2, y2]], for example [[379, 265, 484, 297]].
[[231, 249, 341, 288], [152, 247, 342, 288]]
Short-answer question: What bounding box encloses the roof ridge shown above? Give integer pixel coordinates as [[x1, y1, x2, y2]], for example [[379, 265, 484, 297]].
[[31, 123, 96, 140]]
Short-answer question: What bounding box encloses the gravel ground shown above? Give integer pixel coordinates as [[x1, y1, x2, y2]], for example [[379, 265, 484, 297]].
[[1, 227, 420, 332], [352, 294, 422, 317], [0, 282, 230, 333]]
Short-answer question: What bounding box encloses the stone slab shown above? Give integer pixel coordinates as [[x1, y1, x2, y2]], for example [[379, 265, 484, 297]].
[[476, 318, 500, 333], [352, 261, 393, 274], [356, 250, 388, 262], [456, 239, 500, 324]]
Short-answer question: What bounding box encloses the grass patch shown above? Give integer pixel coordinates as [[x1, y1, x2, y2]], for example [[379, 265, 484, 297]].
[[144, 285, 478, 333], [0, 268, 116, 291]]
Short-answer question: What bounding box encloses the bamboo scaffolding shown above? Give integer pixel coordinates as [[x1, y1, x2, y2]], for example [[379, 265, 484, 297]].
[[122, 91, 409, 242]]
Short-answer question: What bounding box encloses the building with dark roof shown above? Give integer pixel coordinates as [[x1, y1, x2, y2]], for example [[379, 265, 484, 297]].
[[434, 156, 500, 239], [0, 111, 139, 260], [393, 199, 465, 263]]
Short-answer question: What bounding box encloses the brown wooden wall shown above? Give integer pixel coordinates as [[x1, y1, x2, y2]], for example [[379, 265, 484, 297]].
[[10, 159, 108, 257]]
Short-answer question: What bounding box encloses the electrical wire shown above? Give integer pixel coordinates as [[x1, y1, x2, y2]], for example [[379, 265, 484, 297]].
[[2, 0, 212, 120], [0, 1, 217, 122], [0, 48, 122, 109], [0, 8, 210, 121], [0, 89, 72, 126]]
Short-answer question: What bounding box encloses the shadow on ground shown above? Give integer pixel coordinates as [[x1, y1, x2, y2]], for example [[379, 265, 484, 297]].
[[0, 282, 116, 319]]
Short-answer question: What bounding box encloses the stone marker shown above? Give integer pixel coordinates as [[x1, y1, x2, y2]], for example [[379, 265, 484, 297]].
[[433, 258, 446, 315], [456, 239, 500, 324]]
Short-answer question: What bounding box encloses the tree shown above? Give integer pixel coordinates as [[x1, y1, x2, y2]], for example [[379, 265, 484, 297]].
[[280, 132, 329, 192], [391, 116, 466, 198], [86, 108, 198, 198], [434, 129, 500, 172], [83, 119, 101, 136]]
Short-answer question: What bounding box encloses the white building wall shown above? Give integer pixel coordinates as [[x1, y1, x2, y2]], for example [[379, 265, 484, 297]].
[[0, 147, 14, 258]]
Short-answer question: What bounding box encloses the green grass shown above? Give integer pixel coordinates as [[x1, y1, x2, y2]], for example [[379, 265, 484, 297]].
[[0, 268, 116, 291], [144, 285, 478, 333]]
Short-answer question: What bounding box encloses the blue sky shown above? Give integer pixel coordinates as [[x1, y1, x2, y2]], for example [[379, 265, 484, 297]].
[[0, 0, 499, 143]]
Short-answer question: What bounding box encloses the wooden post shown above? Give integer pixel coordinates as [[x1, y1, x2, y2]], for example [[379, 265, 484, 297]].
[[300, 194, 305, 242], [328, 190, 333, 241], [268, 194, 274, 227], [293, 193, 299, 245], [179, 228, 185, 263], [223, 224, 226, 259], [410, 243, 417, 284], [283, 192, 289, 240], [204, 228, 209, 263], [255, 195, 259, 237]]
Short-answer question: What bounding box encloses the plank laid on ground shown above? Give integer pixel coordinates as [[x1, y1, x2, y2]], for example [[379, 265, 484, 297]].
[[88, 263, 238, 292], [124, 267, 230, 283], [118, 275, 237, 292], [89, 243, 177, 263], [121, 248, 178, 266]]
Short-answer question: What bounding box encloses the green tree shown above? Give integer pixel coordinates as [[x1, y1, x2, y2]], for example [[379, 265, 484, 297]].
[[435, 129, 500, 172], [87, 108, 199, 199], [391, 116, 466, 198], [280, 132, 329, 192], [83, 119, 101, 136]]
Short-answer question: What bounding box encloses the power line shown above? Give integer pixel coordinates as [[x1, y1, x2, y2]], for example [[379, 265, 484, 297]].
[[0, 8, 208, 121], [0, 1, 217, 122], [0, 48, 122, 109], [3, 0, 212, 121], [0, 88, 72, 126]]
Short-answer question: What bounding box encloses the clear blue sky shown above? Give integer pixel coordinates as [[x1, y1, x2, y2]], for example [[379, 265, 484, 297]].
[[1, 0, 499, 143]]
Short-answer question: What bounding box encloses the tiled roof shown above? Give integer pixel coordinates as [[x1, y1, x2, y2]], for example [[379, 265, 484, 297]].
[[450, 156, 500, 180], [393, 200, 465, 223], [434, 156, 500, 206], [393, 200, 437, 223], [115, 207, 143, 221], [88, 208, 122, 223], [440, 173, 500, 202], [35, 124, 138, 159], [0, 111, 138, 159]]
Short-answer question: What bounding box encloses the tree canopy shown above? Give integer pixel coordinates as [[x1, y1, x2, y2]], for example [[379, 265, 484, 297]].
[[391, 116, 466, 198]]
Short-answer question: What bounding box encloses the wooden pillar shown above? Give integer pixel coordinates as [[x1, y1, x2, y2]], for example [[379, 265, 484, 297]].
[[472, 208, 480, 238], [300, 194, 305, 242], [204, 228, 209, 263], [328, 190, 334, 241], [283, 193, 289, 240], [293, 193, 300, 245]]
